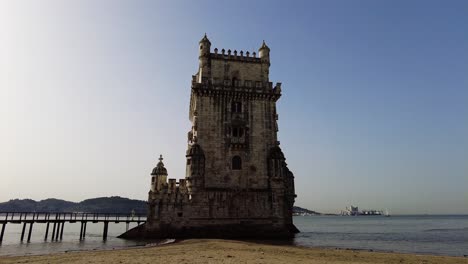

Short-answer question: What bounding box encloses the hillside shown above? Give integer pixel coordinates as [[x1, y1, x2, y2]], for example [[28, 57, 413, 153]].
[[293, 206, 321, 215], [0, 197, 146, 214]]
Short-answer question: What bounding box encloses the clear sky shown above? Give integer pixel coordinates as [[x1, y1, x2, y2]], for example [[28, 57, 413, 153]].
[[1, 0, 467, 214]]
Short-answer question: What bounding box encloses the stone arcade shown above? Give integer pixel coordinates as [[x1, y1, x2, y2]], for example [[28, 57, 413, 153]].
[[120, 35, 297, 239]]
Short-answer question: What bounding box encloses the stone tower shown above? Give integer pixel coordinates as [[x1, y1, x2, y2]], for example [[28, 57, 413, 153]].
[[120, 35, 297, 239]]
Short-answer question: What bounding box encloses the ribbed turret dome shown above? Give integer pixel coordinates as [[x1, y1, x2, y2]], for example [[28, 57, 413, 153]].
[[151, 155, 168, 176]]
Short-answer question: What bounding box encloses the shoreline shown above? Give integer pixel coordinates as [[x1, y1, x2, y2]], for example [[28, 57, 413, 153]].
[[1, 239, 467, 264], [1, 238, 464, 258], [0, 238, 178, 258]]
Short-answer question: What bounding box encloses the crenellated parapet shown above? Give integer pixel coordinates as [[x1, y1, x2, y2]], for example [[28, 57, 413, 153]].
[[150, 178, 188, 195], [211, 48, 261, 63], [196, 35, 272, 85], [191, 78, 282, 101], [200, 37, 269, 64], [192, 75, 281, 89]]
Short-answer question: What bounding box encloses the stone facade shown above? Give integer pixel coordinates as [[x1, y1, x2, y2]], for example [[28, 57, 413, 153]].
[[120, 35, 297, 239]]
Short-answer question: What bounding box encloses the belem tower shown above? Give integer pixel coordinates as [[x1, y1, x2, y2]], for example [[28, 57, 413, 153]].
[[121, 35, 298, 238]]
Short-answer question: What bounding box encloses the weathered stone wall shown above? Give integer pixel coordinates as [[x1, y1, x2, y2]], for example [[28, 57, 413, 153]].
[[193, 95, 278, 189], [146, 184, 289, 234], [210, 58, 269, 83]]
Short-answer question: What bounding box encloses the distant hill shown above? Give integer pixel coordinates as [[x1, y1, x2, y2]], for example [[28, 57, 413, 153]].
[[293, 206, 321, 215], [0, 196, 146, 214], [0, 197, 317, 216]]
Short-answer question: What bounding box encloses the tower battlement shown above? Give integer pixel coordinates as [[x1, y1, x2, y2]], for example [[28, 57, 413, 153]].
[[150, 178, 187, 194], [149, 156, 188, 195], [192, 75, 282, 90], [197, 36, 271, 84], [210, 48, 260, 62]]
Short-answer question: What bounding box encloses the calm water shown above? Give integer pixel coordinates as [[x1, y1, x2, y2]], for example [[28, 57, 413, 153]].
[[0, 215, 467, 257], [0, 221, 164, 256], [294, 215, 468, 256]]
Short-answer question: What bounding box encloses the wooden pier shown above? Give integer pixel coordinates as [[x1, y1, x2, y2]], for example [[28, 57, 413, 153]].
[[0, 212, 146, 243]]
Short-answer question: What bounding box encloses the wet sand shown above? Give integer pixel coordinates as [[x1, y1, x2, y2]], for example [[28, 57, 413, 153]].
[[1, 239, 467, 264]]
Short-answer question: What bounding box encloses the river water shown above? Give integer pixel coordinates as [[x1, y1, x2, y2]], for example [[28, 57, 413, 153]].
[[0, 215, 467, 257], [294, 215, 468, 257]]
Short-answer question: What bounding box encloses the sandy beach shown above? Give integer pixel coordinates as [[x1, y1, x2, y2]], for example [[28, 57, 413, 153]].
[[1, 239, 467, 264]]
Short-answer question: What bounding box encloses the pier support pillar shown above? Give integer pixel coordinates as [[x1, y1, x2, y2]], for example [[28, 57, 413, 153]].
[[0, 223, 6, 243], [83, 222, 87, 239], [44, 222, 50, 240], [54, 222, 60, 240], [20, 222, 27, 241], [103, 221, 109, 241], [60, 222, 65, 240], [79, 222, 84, 240], [27, 222, 34, 242], [51, 222, 57, 241]]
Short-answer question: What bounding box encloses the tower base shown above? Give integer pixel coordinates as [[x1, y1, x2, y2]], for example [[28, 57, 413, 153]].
[[118, 222, 299, 239]]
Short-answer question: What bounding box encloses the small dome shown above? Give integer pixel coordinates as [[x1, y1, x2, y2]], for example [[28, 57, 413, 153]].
[[199, 33, 211, 44], [259, 40, 270, 51], [186, 143, 205, 156], [151, 155, 168, 176]]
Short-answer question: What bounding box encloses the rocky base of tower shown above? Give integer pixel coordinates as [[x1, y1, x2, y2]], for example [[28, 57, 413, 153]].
[[118, 222, 299, 239]]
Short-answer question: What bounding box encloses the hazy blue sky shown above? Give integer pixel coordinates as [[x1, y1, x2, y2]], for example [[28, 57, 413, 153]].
[[1, 0, 467, 214]]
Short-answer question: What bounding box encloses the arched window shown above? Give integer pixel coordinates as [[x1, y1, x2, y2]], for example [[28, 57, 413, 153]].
[[232, 127, 244, 137], [232, 77, 238, 87], [231, 102, 242, 113], [232, 156, 242, 170]]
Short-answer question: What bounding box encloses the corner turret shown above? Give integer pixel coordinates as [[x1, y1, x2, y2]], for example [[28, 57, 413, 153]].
[[150, 155, 168, 192], [185, 143, 205, 193], [199, 33, 211, 57], [198, 33, 211, 82], [259, 40, 270, 63]]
